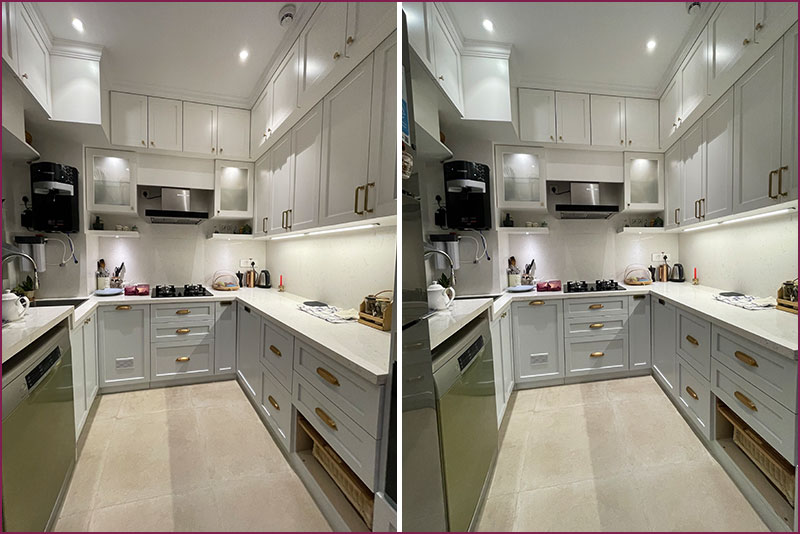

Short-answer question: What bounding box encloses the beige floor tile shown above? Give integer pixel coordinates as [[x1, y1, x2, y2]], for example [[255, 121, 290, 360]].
[[187, 380, 250, 409], [605, 375, 665, 403], [60, 451, 105, 517], [80, 417, 116, 457], [487, 441, 524, 497], [476, 494, 517, 532], [117, 386, 193, 418], [54, 511, 91, 532], [500, 409, 533, 447], [92, 393, 124, 421], [512, 388, 540, 413], [535, 380, 609, 411]]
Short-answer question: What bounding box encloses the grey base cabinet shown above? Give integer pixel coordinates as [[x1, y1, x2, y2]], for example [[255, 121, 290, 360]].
[[97, 304, 150, 387], [651, 297, 677, 396], [236, 302, 263, 400], [214, 301, 237, 374], [70, 311, 97, 440], [628, 295, 652, 369], [512, 300, 564, 384]]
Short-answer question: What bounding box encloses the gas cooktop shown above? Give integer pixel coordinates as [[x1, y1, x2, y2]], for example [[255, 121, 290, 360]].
[[151, 284, 213, 298], [564, 280, 626, 293]]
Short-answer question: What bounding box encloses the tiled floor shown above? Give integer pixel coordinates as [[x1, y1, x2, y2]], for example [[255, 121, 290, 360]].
[[55, 380, 331, 532], [477, 376, 769, 532]]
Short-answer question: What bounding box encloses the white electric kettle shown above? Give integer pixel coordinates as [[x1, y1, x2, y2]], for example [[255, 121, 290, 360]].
[[427, 282, 456, 311], [2, 290, 30, 322]]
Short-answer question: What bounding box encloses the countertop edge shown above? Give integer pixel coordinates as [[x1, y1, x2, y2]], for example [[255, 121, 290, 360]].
[[429, 299, 493, 351], [2, 306, 74, 363]]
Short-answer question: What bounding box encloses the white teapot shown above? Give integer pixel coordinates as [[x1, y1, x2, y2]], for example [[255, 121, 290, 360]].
[[427, 282, 456, 311], [2, 290, 30, 322]]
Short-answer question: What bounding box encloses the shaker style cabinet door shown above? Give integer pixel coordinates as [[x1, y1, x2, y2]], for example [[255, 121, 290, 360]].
[[555, 91, 590, 145], [495, 145, 548, 210], [110, 92, 148, 148], [431, 7, 462, 112], [183, 102, 217, 156], [253, 151, 271, 237], [628, 295, 651, 369], [298, 1, 348, 108], [345, 1, 396, 59], [664, 142, 682, 229], [271, 41, 300, 135], [708, 1, 756, 94], [702, 88, 734, 221], [659, 73, 681, 148], [780, 23, 798, 202], [268, 132, 293, 234], [623, 152, 664, 212], [625, 98, 659, 150], [147, 96, 182, 152], [590, 95, 625, 148], [402, 3, 433, 72], [236, 303, 263, 401], [15, 5, 50, 113], [519, 88, 556, 143], [2, 2, 18, 73], [679, 27, 709, 122], [216, 107, 250, 160], [214, 301, 237, 374], [367, 34, 398, 218], [652, 298, 678, 397], [512, 300, 565, 385], [251, 86, 272, 156], [97, 305, 150, 387], [680, 120, 704, 225], [290, 103, 323, 232], [83, 312, 98, 402]]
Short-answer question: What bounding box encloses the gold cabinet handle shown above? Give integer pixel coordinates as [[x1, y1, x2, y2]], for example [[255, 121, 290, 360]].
[[633, 295, 646, 300], [734, 391, 757, 411], [176, 356, 190, 362], [211, 147, 215, 152], [590, 352, 605, 358], [286, 209, 292, 230], [674, 208, 680, 225], [734, 350, 758, 367], [315, 407, 337, 430], [558, 135, 564, 141], [685, 386, 698, 400], [589, 304, 604, 310], [438, 75, 444, 81], [268, 395, 280, 411], [755, 22, 764, 31], [364, 182, 375, 213], [589, 323, 604, 329], [346, 36, 354, 45], [21, 73, 28, 79], [176, 309, 191, 315], [150, 141, 155, 146], [694, 199, 699, 218], [743, 38, 751, 46], [333, 51, 341, 60], [269, 345, 282, 357], [84, 318, 92, 324], [176, 328, 191, 334], [768, 169, 779, 199], [685, 335, 699, 346], [354, 185, 365, 215], [141, 140, 146, 146], [550, 135, 554, 141], [529, 300, 545, 306], [116, 305, 131, 311], [501, 312, 507, 318], [620, 139, 624, 145], [778, 166, 789, 197], [700, 198, 706, 219], [316, 367, 340, 386]]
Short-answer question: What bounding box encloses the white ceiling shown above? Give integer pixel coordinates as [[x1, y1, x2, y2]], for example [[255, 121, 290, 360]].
[[35, 2, 310, 107], [446, 2, 700, 97]]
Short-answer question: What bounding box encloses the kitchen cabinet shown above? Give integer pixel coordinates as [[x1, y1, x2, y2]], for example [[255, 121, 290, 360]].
[[367, 34, 397, 218], [590, 95, 625, 148], [555, 91, 590, 145], [251, 86, 272, 155], [680, 120, 704, 225], [677, 357, 712, 439], [709, 2, 756, 95], [70, 311, 99, 441], [290, 102, 323, 231], [519, 88, 557, 143], [625, 98, 659, 150], [623, 152, 664, 212], [628, 295, 651, 369], [499, 310, 514, 401], [216, 106, 250, 160], [664, 142, 682, 229], [680, 27, 709, 123], [345, 2, 396, 59], [214, 160, 254, 219], [512, 300, 564, 386], [403, 2, 433, 72], [151, 341, 213, 382], [566, 334, 627, 377], [111, 92, 148, 149], [701, 88, 734, 221], [236, 302, 263, 401], [298, 2, 348, 108], [755, 3, 796, 43], [83, 312, 98, 406], [85, 147, 138, 215], [271, 41, 299, 135], [651, 297, 677, 397], [490, 308, 514, 426], [253, 151, 271, 237], [268, 132, 293, 234], [15, 4, 50, 114], [495, 145, 547, 210], [780, 23, 798, 202], [676, 309, 711, 379], [97, 304, 150, 388], [214, 301, 236, 374], [183, 102, 217, 156], [319, 55, 374, 226], [659, 73, 681, 148], [260, 366, 292, 450], [260, 319, 295, 391], [431, 6, 462, 112], [2, 2, 18, 73], [147, 97, 182, 151]]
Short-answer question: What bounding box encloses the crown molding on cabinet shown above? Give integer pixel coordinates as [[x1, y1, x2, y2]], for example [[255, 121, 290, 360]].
[[108, 80, 250, 110], [515, 76, 659, 100], [461, 40, 511, 60], [50, 38, 103, 61]]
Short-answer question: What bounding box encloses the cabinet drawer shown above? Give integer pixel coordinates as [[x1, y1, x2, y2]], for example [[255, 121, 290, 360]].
[[565, 296, 628, 318], [151, 322, 213, 343], [711, 326, 797, 412], [676, 310, 711, 379], [260, 366, 292, 450], [260, 319, 294, 391], [294, 340, 383, 438], [711, 360, 797, 463], [151, 302, 214, 323], [294, 374, 379, 491], [677, 357, 712, 439], [565, 317, 626, 337], [151, 340, 213, 381], [566, 334, 627, 376]]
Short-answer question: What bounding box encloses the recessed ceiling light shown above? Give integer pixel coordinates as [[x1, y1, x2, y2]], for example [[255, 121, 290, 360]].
[[482, 19, 494, 32], [646, 40, 657, 51], [239, 49, 249, 62], [71, 18, 84, 33]]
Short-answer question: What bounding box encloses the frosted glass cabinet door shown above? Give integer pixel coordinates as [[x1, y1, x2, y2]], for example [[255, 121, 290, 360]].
[[214, 160, 254, 219], [623, 152, 664, 212], [86, 148, 138, 214], [495, 145, 547, 210]]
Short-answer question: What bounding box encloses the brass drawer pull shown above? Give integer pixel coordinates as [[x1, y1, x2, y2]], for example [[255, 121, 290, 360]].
[[685, 386, 698, 400], [116, 305, 131, 311], [589, 323, 604, 329], [685, 335, 699, 346], [734, 350, 758, 367], [268, 395, 280, 411], [778, 166, 789, 197], [768, 169, 779, 199], [315, 407, 337, 430], [529, 300, 545, 306], [269, 345, 282, 357], [589, 304, 604, 310], [590, 352, 605, 358], [176, 328, 191, 334], [734, 391, 757, 411], [176, 309, 191, 315], [317, 367, 340, 386], [176, 356, 190, 362], [354, 185, 366, 215], [633, 295, 646, 300]]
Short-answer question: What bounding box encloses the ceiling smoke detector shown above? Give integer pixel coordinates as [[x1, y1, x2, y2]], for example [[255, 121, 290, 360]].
[[686, 2, 702, 15], [279, 5, 296, 27]]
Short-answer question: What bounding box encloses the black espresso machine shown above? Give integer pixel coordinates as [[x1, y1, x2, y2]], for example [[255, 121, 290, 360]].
[[443, 160, 492, 230]]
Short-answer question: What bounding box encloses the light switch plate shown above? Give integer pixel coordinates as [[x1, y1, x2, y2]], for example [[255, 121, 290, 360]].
[[651, 252, 672, 262]]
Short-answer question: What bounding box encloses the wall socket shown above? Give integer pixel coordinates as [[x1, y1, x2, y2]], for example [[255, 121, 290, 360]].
[[651, 252, 672, 262], [240, 258, 255, 268]]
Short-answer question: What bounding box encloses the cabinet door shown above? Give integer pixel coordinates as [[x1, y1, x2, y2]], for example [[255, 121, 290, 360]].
[[490, 318, 505, 426], [290, 103, 322, 231], [555, 92, 590, 145], [298, 1, 348, 107], [345, 2, 395, 59], [664, 142, 683, 229], [702, 88, 734, 221], [147, 97, 182, 151], [2, 2, 18, 73], [83, 312, 98, 404], [15, 5, 49, 113], [214, 301, 236, 374], [623, 152, 664, 212], [512, 300, 564, 385], [780, 23, 798, 202], [86, 147, 138, 214], [495, 145, 547, 210], [519, 88, 556, 143], [733, 39, 784, 213], [69, 325, 86, 438], [319, 55, 374, 226], [629, 295, 651, 369], [236, 303, 262, 400], [659, 73, 681, 148], [499, 311, 514, 402], [97, 305, 150, 387], [680, 27, 709, 122], [271, 41, 299, 134], [590, 95, 625, 148], [251, 86, 272, 156], [652, 298, 677, 396], [709, 2, 756, 94], [269, 132, 293, 234], [216, 107, 250, 160], [253, 151, 271, 237], [214, 160, 254, 219], [431, 7, 462, 111], [402, 3, 433, 72], [367, 34, 397, 218], [183, 102, 217, 156], [110, 92, 148, 148], [755, 3, 797, 43], [625, 98, 659, 150], [681, 120, 704, 225]]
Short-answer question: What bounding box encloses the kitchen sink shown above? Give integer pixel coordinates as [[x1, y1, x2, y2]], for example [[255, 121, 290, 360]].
[[29, 298, 89, 308]]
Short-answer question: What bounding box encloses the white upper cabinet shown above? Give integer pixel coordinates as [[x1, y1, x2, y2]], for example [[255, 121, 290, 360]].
[[556, 91, 590, 145], [271, 41, 299, 135], [755, 3, 796, 43], [402, 2, 433, 71], [290, 103, 323, 232], [625, 98, 659, 150], [298, 2, 348, 108], [709, 2, 755, 94], [2, 2, 18, 73], [110, 92, 148, 148], [216, 107, 250, 160], [680, 120, 704, 225], [702, 88, 734, 221], [680, 27, 709, 122], [345, 2, 395, 59], [253, 152, 271, 237], [664, 142, 682, 229], [780, 23, 798, 202], [147, 97, 182, 151], [251, 86, 272, 155], [268, 132, 293, 234], [431, 7, 462, 112], [367, 35, 397, 218], [86, 148, 138, 215], [495, 145, 548, 210], [519, 88, 556, 143], [659, 73, 681, 148], [590, 95, 625, 148], [623, 152, 664, 212], [214, 160, 254, 219], [183, 102, 217, 156], [15, 4, 50, 114]]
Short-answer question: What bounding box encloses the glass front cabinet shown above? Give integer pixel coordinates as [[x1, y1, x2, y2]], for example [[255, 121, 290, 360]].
[[494, 145, 548, 210], [214, 160, 254, 219], [86, 148, 138, 214], [623, 152, 664, 212]]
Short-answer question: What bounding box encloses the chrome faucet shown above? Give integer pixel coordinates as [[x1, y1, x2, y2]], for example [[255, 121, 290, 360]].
[[2, 251, 40, 290], [423, 248, 456, 287]]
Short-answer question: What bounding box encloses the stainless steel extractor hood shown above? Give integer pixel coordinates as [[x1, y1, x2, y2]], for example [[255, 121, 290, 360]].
[[554, 182, 619, 220], [144, 188, 208, 224]]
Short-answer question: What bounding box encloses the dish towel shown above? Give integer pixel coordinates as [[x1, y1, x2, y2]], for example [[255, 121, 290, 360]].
[[297, 304, 358, 323], [713, 294, 776, 310]]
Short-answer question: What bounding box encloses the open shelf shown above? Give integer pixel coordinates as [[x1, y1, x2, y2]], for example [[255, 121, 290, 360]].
[[207, 233, 254, 241], [497, 227, 550, 235], [415, 122, 453, 163], [85, 230, 140, 238], [617, 227, 665, 234], [2, 126, 40, 163]]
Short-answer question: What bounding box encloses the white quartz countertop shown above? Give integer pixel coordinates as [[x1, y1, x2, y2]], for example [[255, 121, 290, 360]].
[[2, 306, 73, 363], [428, 298, 493, 350]]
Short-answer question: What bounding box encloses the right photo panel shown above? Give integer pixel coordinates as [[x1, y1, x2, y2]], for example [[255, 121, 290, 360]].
[[401, 2, 799, 532]]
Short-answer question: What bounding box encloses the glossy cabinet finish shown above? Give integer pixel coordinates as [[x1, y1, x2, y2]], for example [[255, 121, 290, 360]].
[[628, 295, 652, 369], [214, 160, 254, 219], [97, 305, 150, 387], [147, 97, 182, 151], [590, 95, 625, 148], [216, 107, 250, 160], [512, 300, 564, 385], [555, 91, 590, 145], [651, 298, 678, 396], [519, 88, 556, 144], [111, 92, 148, 148], [213, 301, 237, 374], [182, 102, 217, 156], [676, 309, 711, 379], [677, 357, 712, 439], [236, 303, 263, 401]]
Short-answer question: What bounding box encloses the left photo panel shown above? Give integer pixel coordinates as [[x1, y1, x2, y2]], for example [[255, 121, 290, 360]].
[[1, 2, 398, 532]]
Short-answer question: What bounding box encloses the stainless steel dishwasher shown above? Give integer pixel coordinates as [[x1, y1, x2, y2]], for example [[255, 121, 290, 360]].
[[432, 316, 498, 532], [2, 324, 75, 532]]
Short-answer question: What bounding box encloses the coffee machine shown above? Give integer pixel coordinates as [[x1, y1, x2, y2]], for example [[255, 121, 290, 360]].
[[30, 162, 79, 232], [443, 161, 491, 230]]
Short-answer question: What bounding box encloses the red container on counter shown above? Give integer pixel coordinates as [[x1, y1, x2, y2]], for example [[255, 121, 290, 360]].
[[536, 280, 562, 292], [124, 284, 150, 296]]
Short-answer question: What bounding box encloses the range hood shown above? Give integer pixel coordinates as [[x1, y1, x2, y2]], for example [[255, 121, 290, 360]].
[[144, 188, 208, 225], [554, 182, 619, 220]]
